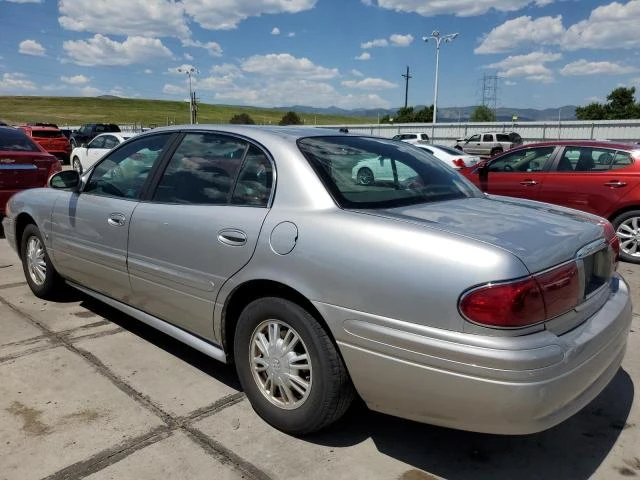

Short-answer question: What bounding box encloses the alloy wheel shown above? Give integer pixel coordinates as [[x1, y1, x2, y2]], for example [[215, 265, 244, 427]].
[[617, 216, 640, 258], [26, 236, 47, 286]]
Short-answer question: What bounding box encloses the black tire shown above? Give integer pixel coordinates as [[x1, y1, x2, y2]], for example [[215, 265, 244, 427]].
[[612, 210, 640, 264], [454, 145, 463, 151], [490, 147, 503, 156], [356, 167, 374, 185], [234, 297, 354, 435], [20, 224, 65, 299], [70, 138, 77, 149], [72, 157, 83, 174]]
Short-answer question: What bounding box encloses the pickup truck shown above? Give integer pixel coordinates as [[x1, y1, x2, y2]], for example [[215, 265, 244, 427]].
[[69, 123, 120, 148]]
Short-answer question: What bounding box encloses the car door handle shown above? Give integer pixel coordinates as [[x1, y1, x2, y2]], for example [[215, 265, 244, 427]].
[[107, 213, 126, 226], [520, 180, 538, 186], [604, 180, 627, 188], [218, 229, 247, 247]]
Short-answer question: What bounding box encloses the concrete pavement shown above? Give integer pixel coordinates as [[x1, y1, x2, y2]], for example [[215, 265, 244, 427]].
[[1, 235, 639, 480]]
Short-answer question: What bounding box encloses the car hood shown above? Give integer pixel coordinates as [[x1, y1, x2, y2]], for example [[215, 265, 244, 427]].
[[357, 195, 605, 274]]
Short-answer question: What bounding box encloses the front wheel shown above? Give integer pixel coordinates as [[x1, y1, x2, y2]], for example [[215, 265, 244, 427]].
[[613, 210, 640, 263], [490, 147, 503, 156], [234, 297, 354, 435], [72, 157, 83, 174], [20, 224, 65, 299]]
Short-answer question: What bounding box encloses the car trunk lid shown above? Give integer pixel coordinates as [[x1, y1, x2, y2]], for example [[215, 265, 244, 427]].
[[0, 152, 55, 189]]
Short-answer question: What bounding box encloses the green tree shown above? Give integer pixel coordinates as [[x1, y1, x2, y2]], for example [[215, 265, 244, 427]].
[[229, 113, 255, 124], [413, 106, 434, 123], [576, 87, 640, 120], [470, 105, 496, 122], [278, 111, 303, 125], [575, 102, 607, 120]]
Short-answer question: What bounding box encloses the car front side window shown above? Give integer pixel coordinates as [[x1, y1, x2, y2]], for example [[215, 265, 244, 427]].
[[87, 136, 105, 149], [84, 133, 172, 200], [488, 147, 555, 173]]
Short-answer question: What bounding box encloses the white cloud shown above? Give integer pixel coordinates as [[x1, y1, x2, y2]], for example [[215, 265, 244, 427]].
[[0, 73, 36, 93], [586, 95, 604, 103], [488, 51, 562, 83], [163, 84, 187, 95], [80, 86, 103, 96], [351, 69, 364, 77], [19, 39, 46, 56], [287, 32, 296, 37], [184, 53, 194, 60], [210, 63, 244, 77], [181, 39, 222, 56], [361, 38, 388, 49], [60, 74, 90, 85], [63, 34, 173, 66], [355, 52, 371, 60], [563, 1, 640, 50], [342, 77, 398, 90], [181, 0, 317, 30], [560, 59, 638, 76], [475, 15, 564, 54], [504, 80, 517, 86], [271, 27, 281, 35], [389, 33, 413, 46], [241, 53, 338, 80], [6, 0, 43, 2], [363, 0, 553, 17], [144, 69, 153, 74], [58, 0, 190, 38]]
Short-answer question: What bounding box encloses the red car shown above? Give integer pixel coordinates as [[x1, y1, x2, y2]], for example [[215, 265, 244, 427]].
[[0, 126, 62, 216], [18, 125, 72, 164], [461, 140, 640, 263]]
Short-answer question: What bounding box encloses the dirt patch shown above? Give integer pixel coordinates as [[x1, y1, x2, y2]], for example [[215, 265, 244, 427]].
[[6, 401, 52, 436], [399, 469, 441, 480]]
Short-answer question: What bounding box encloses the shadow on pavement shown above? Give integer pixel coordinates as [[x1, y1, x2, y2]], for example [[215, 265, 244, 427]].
[[309, 369, 635, 480]]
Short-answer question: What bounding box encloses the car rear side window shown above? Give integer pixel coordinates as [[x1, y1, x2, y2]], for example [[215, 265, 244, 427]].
[[153, 132, 252, 205], [298, 136, 479, 209], [496, 134, 511, 142], [558, 147, 616, 172], [483, 134, 493, 142], [85, 133, 172, 200], [611, 151, 633, 170]]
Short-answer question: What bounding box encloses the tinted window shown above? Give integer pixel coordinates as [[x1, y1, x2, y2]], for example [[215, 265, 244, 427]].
[[32, 130, 64, 138], [102, 135, 119, 149], [231, 146, 274, 207], [482, 134, 493, 142], [88, 136, 106, 149], [559, 147, 615, 172], [420, 134, 429, 140], [153, 133, 247, 205], [496, 134, 510, 142], [489, 147, 555, 173], [0, 128, 40, 152], [298, 136, 479, 209], [85, 134, 171, 199], [509, 133, 522, 142]]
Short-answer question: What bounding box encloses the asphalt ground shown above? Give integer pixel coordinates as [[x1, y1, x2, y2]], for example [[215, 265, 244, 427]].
[[0, 233, 639, 480]]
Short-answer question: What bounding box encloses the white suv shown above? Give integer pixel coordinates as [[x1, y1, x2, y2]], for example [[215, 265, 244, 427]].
[[392, 132, 430, 145]]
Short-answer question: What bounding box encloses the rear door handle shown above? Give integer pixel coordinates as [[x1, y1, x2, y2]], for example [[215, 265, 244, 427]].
[[107, 213, 126, 226], [604, 180, 627, 188], [519, 180, 538, 186], [218, 229, 247, 246]]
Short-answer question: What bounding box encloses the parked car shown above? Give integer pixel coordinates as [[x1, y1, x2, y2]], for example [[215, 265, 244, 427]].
[[2, 126, 630, 437], [391, 132, 430, 145], [69, 123, 121, 148], [414, 144, 481, 169], [0, 126, 62, 216], [18, 125, 72, 164], [454, 131, 522, 156], [461, 140, 640, 263], [71, 132, 135, 173]]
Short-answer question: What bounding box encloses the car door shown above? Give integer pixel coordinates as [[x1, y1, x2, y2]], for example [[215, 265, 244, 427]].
[[478, 146, 557, 200], [463, 134, 481, 155], [538, 146, 640, 217], [126, 132, 274, 340], [50, 133, 174, 301]]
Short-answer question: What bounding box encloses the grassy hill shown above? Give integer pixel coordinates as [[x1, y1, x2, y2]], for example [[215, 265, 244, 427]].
[[0, 96, 375, 127]]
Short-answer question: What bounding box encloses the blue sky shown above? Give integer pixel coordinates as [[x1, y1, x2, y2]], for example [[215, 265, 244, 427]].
[[0, 0, 639, 110]]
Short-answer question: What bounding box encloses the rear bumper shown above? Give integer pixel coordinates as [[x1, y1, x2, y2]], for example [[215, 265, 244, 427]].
[[318, 274, 632, 434]]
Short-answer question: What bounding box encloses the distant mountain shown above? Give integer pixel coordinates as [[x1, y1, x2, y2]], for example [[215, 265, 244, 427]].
[[276, 104, 578, 122]]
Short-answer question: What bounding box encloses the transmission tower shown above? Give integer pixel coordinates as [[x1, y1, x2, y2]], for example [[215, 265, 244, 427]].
[[481, 73, 499, 116], [401, 66, 412, 109]]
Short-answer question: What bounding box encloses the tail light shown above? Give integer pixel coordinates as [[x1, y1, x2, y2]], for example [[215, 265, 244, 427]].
[[602, 221, 619, 268], [452, 158, 466, 168], [460, 262, 581, 328]]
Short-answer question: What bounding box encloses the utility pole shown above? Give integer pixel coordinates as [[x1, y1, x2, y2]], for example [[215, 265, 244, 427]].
[[401, 66, 412, 109], [178, 66, 198, 124]]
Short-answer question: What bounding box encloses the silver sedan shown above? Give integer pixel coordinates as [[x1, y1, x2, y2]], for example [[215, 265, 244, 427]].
[[2, 125, 632, 435]]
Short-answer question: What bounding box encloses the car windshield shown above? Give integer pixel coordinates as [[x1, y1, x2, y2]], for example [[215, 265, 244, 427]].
[[0, 129, 41, 152], [298, 136, 480, 209]]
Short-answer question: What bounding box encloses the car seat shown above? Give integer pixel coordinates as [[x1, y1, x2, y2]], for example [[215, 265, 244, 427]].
[[575, 150, 595, 171], [556, 156, 574, 172]]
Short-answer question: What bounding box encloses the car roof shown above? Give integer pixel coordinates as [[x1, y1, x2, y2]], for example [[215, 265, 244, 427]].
[[145, 124, 349, 142], [19, 125, 60, 131], [513, 140, 639, 150]]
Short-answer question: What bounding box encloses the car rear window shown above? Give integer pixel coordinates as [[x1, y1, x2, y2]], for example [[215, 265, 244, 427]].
[[31, 130, 65, 138], [0, 128, 41, 152], [298, 136, 480, 209], [496, 134, 511, 142]]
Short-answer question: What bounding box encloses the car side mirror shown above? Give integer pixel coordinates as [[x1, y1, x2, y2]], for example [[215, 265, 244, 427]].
[[49, 170, 80, 190]]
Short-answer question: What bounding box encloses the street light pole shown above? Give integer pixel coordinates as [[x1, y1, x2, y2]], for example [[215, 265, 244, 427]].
[[423, 31, 458, 142], [178, 66, 198, 124]]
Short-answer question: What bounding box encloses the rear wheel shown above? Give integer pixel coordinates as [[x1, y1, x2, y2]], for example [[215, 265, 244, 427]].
[[72, 157, 83, 174], [20, 224, 65, 299], [234, 297, 354, 435], [613, 210, 640, 264], [356, 167, 374, 185], [490, 147, 503, 156]]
